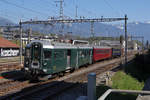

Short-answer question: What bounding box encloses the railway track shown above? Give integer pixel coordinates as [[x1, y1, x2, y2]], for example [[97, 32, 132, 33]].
[[0, 56, 23, 72], [0, 60, 20, 65], [0, 55, 135, 100], [0, 63, 22, 72]]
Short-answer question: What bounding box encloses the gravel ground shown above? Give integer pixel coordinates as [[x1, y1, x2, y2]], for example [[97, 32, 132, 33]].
[[51, 69, 117, 100]]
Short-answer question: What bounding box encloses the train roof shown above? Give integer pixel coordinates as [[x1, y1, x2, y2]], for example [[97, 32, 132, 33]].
[[100, 40, 121, 46], [93, 46, 112, 49], [27, 40, 92, 49]]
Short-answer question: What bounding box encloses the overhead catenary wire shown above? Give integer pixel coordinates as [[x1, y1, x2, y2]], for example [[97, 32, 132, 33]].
[[103, 0, 125, 16], [42, 0, 75, 19], [3, 8, 32, 20], [0, 0, 49, 16], [0, 1, 42, 22], [38, 0, 58, 14], [0, 9, 21, 21], [42, 0, 56, 7]]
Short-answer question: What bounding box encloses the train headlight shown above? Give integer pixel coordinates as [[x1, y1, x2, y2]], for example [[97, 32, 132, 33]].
[[26, 61, 29, 64], [43, 63, 47, 66], [25, 67, 29, 71], [43, 69, 47, 72]]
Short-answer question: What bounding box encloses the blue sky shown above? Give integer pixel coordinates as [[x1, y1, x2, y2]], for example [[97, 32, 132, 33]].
[[0, 0, 149, 23]]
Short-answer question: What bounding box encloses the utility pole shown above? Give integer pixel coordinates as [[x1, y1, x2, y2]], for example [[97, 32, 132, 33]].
[[75, 5, 78, 18], [125, 14, 128, 67], [22, 17, 128, 46], [55, 0, 64, 19], [142, 37, 144, 53], [91, 21, 94, 43], [60, 23, 64, 34], [55, 0, 64, 34], [28, 28, 32, 44], [19, 20, 23, 66]]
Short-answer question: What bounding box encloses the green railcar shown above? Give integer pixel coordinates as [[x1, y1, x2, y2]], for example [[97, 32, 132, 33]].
[[43, 47, 78, 74], [78, 47, 93, 67], [23, 40, 93, 77]]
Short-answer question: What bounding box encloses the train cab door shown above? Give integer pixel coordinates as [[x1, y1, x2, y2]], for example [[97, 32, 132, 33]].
[[43, 49, 51, 68], [67, 50, 71, 68], [89, 49, 93, 64]]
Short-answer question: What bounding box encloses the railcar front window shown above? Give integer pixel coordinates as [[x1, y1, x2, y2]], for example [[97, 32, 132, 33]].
[[32, 44, 41, 60], [34, 50, 39, 59], [25, 49, 30, 58]]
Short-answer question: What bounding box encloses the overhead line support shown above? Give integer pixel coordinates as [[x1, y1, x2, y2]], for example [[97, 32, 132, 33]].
[[19, 20, 23, 66], [21, 18, 127, 24]]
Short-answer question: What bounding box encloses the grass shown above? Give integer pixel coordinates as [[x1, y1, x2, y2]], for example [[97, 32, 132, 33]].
[[112, 71, 144, 90], [96, 52, 150, 100], [96, 61, 145, 100], [97, 71, 144, 100]]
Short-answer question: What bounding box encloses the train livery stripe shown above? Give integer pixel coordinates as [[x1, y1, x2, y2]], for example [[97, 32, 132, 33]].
[[0, 76, 4, 79]]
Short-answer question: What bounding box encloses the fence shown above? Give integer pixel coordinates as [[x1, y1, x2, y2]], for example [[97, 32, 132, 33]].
[[77, 73, 150, 100]]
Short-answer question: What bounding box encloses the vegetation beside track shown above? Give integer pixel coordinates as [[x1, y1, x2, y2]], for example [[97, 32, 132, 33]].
[[96, 71, 144, 100], [112, 71, 144, 90], [97, 50, 150, 100]]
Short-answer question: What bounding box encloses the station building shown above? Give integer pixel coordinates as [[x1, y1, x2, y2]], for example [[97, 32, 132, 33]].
[[0, 37, 19, 57]]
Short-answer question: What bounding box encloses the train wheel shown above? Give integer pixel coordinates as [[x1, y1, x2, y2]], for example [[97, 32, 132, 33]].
[[59, 72, 64, 77], [84, 64, 88, 68], [23, 73, 31, 80], [70, 68, 75, 73], [30, 76, 40, 82]]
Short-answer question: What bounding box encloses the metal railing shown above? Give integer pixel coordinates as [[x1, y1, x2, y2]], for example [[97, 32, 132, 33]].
[[98, 89, 150, 100]]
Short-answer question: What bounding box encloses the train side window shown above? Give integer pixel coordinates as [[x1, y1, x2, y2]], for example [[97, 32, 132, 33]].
[[54, 51, 65, 59], [82, 50, 85, 57], [44, 50, 51, 59], [67, 50, 71, 56]]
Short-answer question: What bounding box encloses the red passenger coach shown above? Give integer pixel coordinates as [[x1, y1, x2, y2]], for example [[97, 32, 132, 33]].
[[93, 46, 112, 62]]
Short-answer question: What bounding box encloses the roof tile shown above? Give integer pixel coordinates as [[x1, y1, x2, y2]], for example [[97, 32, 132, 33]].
[[0, 37, 19, 48]]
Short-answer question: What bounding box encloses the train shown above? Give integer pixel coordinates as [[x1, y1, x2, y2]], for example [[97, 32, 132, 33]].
[[22, 40, 123, 79]]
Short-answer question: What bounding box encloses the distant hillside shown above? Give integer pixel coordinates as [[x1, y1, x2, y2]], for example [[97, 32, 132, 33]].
[[0, 17, 150, 41], [21, 22, 150, 42], [0, 17, 15, 25], [23, 22, 123, 37], [115, 22, 150, 41]]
